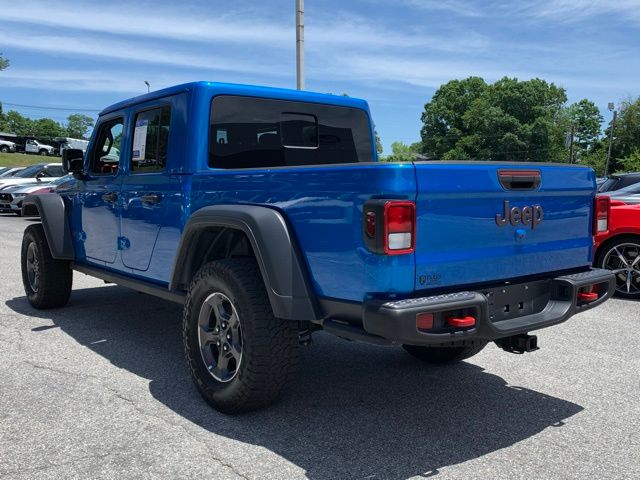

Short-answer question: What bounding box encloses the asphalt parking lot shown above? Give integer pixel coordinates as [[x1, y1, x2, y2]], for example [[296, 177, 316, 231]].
[[0, 213, 638, 480]]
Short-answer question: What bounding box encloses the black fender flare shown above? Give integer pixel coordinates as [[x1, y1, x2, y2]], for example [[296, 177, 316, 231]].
[[22, 194, 74, 260], [169, 205, 319, 321]]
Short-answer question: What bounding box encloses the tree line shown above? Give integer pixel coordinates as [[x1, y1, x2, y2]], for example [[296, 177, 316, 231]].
[[384, 76, 639, 176], [0, 106, 95, 140]]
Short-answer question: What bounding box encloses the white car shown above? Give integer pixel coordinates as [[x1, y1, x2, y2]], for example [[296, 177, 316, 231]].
[[0, 175, 73, 216], [25, 139, 55, 156], [0, 163, 64, 189], [0, 139, 17, 153]]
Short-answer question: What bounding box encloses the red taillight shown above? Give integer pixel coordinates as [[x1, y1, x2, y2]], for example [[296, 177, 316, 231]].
[[365, 211, 376, 238], [594, 196, 610, 234], [384, 201, 415, 255]]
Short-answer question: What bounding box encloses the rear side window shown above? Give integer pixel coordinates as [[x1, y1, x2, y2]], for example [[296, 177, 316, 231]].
[[131, 106, 171, 173], [209, 96, 373, 169]]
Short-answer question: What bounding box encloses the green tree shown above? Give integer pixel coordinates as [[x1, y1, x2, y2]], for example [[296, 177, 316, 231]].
[[420, 76, 569, 162], [618, 150, 640, 173], [610, 98, 640, 162], [374, 129, 383, 156], [66, 113, 94, 139], [4, 110, 33, 135], [384, 141, 421, 162], [565, 99, 602, 159], [0, 53, 9, 71], [32, 118, 66, 137]]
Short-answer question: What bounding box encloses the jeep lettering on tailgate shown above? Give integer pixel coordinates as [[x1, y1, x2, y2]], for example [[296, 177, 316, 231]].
[[495, 200, 543, 229]]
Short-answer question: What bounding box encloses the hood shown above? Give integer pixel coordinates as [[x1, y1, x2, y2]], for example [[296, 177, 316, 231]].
[[0, 177, 61, 188]]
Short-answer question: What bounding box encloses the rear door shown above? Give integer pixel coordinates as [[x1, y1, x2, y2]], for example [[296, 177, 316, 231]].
[[413, 162, 595, 291], [119, 100, 182, 277]]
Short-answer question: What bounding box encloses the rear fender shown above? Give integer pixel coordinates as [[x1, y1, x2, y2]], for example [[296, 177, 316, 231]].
[[170, 205, 319, 321]]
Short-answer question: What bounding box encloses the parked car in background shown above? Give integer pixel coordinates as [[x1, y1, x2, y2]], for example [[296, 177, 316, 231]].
[[0, 175, 73, 216], [598, 172, 640, 193], [0, 167, 26, 178], [594, 197, 640, 298], [599, 181, 640, 205], [0, 163, 64, 188], [0, 139, 17, 153], [25, 139, 55, 156]]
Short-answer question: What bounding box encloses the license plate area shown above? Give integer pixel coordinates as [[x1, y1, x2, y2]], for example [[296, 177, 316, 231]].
[[481, 279, 552, 324]]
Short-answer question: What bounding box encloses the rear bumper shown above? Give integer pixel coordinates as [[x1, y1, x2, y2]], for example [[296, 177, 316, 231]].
[[363, 268, 615, 346]]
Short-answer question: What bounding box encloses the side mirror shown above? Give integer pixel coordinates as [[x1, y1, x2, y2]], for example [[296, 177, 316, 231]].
[[62, 148, 85, 175]]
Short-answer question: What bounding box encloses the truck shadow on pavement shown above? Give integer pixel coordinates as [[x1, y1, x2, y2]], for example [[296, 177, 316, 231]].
[[7, 285, 584, 479]]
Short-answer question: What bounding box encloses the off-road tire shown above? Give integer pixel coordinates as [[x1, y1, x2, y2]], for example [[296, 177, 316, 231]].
[[183, 258, 300, 413], [21, 223, 72, 309], [403, 341, 487, 364]]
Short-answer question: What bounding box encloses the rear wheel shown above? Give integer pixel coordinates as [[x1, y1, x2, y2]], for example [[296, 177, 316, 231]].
[[21, 224, 72, 309], [183, 258, 300, 413], [595, 235, 640, 298], [403, 342, 487, 364]]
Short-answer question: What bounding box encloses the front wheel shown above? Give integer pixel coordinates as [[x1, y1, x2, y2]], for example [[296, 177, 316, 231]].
[[21, 224, 72, 309], [183, 258, 300, 413], [39, 149, 48, 156], [0, 145, 9, 153], [403, 342, 487, 364]]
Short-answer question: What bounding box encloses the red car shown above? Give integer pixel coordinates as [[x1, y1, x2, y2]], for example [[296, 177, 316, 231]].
[[594, 196, 640, 298]]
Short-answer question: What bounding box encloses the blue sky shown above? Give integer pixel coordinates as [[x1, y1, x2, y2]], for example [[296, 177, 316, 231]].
[[0, 0, 638, 153]]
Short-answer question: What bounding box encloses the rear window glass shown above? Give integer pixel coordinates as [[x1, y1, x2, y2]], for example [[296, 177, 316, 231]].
[[209, 96, 373, 169]]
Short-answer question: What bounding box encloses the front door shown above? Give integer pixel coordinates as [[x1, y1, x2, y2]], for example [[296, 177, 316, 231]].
[[79, 116, 125, 265]]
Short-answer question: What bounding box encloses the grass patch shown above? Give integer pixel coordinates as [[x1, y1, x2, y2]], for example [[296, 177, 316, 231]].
[[0, 152, 60, 167]]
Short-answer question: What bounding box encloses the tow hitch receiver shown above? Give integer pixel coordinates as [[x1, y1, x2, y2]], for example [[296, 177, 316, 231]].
[[496, 334, 539, 354]]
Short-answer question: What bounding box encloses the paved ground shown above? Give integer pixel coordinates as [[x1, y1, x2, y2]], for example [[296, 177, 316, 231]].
[[0, 213, 638, 480]]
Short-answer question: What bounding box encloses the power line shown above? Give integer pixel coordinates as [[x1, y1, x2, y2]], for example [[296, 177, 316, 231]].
[[1, 102, 100, 113]]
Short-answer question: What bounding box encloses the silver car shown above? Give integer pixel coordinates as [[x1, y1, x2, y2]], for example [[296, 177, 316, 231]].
[[600, 181, 640, 205]]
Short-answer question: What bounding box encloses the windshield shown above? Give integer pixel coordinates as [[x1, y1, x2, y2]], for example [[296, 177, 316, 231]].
[[14, 164, 45, 178]]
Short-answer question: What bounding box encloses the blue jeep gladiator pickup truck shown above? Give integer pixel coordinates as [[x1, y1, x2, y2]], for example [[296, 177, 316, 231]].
[[21, 82, 615, 413]]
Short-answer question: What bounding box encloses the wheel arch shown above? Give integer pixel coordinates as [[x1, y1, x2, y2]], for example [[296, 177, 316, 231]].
[[170, 205, 320, 321], [595, 232, 640, 265], [21, 194, 74, 260]]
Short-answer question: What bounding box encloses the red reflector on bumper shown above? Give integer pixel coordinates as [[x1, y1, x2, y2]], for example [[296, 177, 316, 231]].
[[577, 292, 598, 302], [416, 312, 434, 330], [447, 316, 476, 328]]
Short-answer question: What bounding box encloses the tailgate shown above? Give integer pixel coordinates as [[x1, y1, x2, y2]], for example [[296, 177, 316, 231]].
[[413, 162, 595, 291]]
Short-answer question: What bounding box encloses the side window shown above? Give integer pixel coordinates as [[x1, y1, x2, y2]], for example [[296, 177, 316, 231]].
[[90, 117, 124, 175], [131, 106, 171, 173]]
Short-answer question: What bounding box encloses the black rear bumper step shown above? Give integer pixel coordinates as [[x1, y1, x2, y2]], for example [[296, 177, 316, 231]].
[[361, 268, 615, 347]]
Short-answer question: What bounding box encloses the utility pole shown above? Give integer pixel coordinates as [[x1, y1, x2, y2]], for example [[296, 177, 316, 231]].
[[295, 0, 304, 90], [605, 106, 617, 176], [568, 124, 575, 163]]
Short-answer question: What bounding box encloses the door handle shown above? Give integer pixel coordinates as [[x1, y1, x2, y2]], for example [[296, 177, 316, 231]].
[[101, 192, 117, 203], [140, 194, 162, 204]]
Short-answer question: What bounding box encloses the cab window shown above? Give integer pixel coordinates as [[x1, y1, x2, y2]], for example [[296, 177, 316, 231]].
[[131, 106, 171, 173], [90, 117, 124, 175]]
